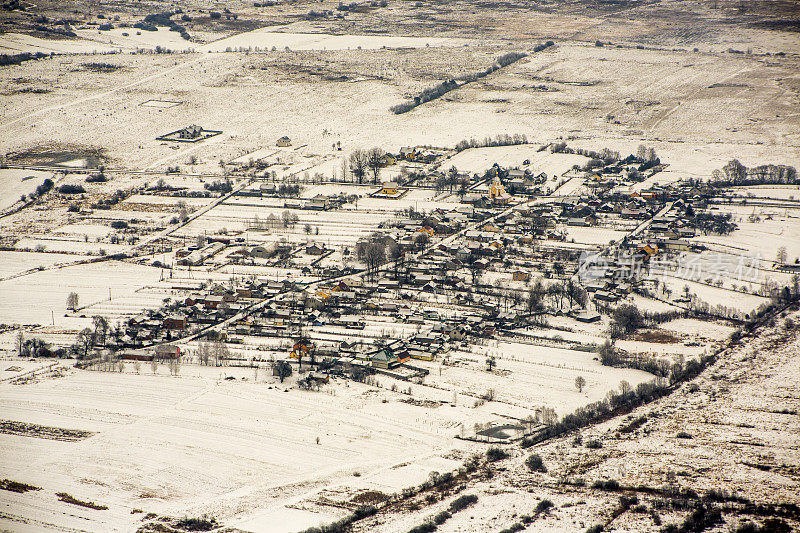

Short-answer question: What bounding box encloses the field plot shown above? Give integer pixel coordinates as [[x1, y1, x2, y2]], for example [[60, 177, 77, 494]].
[[1, 41, 798, 172], [446, 146, 589, 177], [695, 215, 800, 264], [0, 368, 473, 532], [0, 250, 87, 280], [0, 33, 119, 54], [0, 260, 160, 326], [0, 169, 54, 212], [204, 28, 475, 52]]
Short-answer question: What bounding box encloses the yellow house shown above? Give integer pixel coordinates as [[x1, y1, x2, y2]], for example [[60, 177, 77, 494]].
[[512, 270, 530, 281], [380, 154, 397, 167], [382, 182, 398, 195], [637, 243, 659, 258]]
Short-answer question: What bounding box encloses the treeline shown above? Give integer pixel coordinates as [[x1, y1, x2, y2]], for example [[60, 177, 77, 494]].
[[525, 349, 718, 447], [710, 159, 797, 186], [0, 52, 49, 67], [691, 211, 737, 235], [391, 48, 543, 114], [454, 133, 530, 152]]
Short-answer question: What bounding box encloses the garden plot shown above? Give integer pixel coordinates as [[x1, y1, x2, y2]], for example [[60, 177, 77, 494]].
[[565, 226, 627, 245], [14, 236, 128, 255], [122, 194, 212, 208], [184, 204, 391, 246], [299, 184, 376, 198], [446, 146, 589, 177], [0, 260, 161, 327], [352, 188, 462, 213], [54, 223, 113, 238], [727, 185, 800, 200]]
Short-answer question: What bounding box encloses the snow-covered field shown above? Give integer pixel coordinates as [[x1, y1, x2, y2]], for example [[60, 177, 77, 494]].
[[0, 169, 54, 212], [0, 33, 120, 54], [204, 28, 475, 52], [0, 260, 161, 326]]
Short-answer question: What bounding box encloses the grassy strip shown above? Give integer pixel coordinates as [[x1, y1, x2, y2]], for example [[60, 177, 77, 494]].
[[0, 479, 41, 493], [56, 492, 108, 510]]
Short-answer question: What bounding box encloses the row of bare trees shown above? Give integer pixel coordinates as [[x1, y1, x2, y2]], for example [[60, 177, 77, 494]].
[[348, 148, 386, 184]]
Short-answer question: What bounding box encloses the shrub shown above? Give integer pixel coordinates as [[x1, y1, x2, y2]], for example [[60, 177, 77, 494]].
[[535, 499, 553, 513], [520, 436, 536, 448], [408, 523, 436, 533], [592, 479, 620, 491], [486, 447, 509, 462], [210, 11, 222, 19], [173, 515, 219, 531], [36, 178, 54, 196], [86, 173, 107, 182], [586, 526, 604, 533], [586, 439, 602, 449], [110, 220, 128, 229], [433, 511, 451, 525], [352, 506, 377, 520], [676, 431, 692, 439], [526, 454, 547, 473], [449, 494, 478, 512], [58, 184, 86, 194], [0, 479, 41, 493]]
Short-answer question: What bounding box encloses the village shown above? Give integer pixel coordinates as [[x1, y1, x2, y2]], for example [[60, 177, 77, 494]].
[[4, 134, 795, 443], [1, 0, 799, 528]]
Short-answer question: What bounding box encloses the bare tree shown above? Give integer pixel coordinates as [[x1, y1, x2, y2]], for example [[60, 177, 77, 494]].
[[92, 316, 108, 347], [777, 246, 788, 265], [66, 292, 79, 311], [212, 341, 229, 366], [367, 147, 385, 184], [76, 328, 94, 359], [363, 242, 386, 281], [197, 342, 210, 365], [349, 149, 368, 184], [575, 375, 586, 392]]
